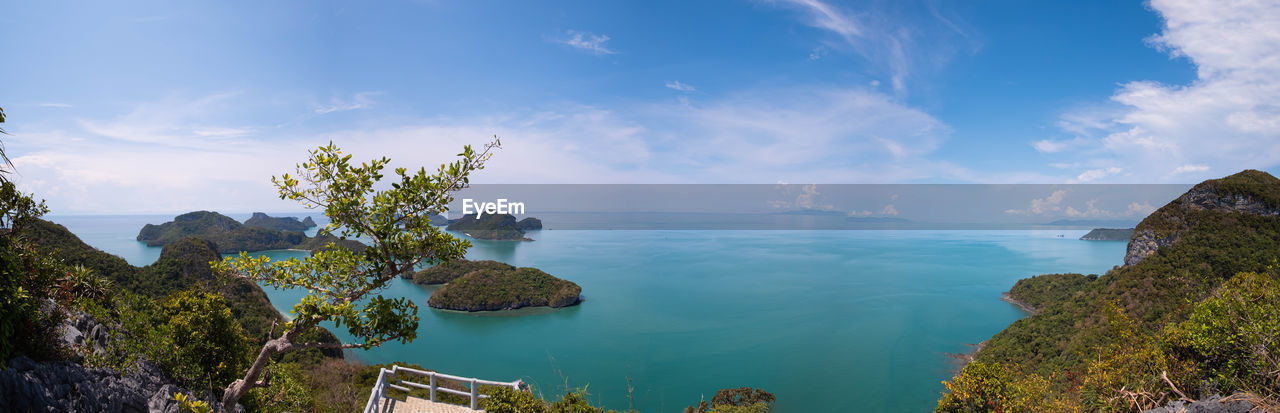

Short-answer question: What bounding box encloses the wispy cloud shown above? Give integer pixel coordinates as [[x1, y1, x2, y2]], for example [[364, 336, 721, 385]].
[[38, 103, 73, 108], [665, 81, 696, 92], [314, 92, 378, 114], [559, 30, 615, 55], [768, 0, 978, 94]]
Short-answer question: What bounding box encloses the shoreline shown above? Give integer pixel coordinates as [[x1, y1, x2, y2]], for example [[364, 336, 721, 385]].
[[1000, 291, 1037, 314]]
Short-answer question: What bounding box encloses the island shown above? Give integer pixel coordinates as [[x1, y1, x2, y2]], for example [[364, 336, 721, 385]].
[[444, 213, 537, 241], [1079, 227, 1133, 241], [412, 259, 582, 311], [243, 212, 317, 232], [137, 211, 366, 254]]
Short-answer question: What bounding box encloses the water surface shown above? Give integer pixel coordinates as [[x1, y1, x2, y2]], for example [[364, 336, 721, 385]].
[[48, 215, 1125, 412]]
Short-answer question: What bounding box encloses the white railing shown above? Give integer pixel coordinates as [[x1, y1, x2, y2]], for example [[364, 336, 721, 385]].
[[363, 365, 525, 412]]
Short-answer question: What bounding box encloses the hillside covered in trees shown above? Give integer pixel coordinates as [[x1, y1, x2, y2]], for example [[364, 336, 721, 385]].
[[413, 259, 582, 311], [137, 210, 365, 254], [938, 170, 1280, 412]]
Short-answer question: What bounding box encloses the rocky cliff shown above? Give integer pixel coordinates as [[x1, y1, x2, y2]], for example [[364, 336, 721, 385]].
[[1124, 170, 1280, 266]]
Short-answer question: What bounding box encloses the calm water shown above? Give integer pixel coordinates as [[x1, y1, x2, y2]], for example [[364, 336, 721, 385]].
[[48, 214, 1126, 412]]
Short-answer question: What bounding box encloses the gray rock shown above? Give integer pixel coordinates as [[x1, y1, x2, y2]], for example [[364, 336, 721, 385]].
[[1144, 394, 1256, 413], [1124, 186, 1280, 266]]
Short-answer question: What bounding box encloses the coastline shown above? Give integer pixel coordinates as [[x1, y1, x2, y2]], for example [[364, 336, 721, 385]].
[[1000, 291, 1037, 314]]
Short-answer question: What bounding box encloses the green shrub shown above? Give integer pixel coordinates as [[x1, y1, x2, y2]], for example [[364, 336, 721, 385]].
[[154, 291, 251, 390], [481, 386, 548, 413]]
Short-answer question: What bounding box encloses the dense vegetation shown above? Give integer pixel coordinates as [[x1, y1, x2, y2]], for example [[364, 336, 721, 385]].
[[938, 170, 1280, 412], [242, 212, 316, 232], [446, 213, 532, 240], [1080, 228, 1133, 241], [137, 210, 364, 254], [426, 261, 582, 311], [410, 258, 517, 284], [518, 217, 543, 230]]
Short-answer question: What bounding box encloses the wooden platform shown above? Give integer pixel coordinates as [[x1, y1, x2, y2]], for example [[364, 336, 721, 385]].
[[371, 396, 482, 413]]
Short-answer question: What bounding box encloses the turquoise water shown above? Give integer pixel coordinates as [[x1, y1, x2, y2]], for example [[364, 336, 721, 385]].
[[48, 215, 1126, 412]]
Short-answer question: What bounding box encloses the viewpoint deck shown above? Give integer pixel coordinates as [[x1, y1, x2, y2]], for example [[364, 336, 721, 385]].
[[363, 365, 524, 413], [371, 396, 481, 413]]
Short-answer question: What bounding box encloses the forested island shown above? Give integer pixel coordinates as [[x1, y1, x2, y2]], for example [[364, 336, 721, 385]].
[[409, 259, 582, 311], [1079, 227, 1133, 241], [444, 213, 541, 240], [243, 212, 316, 232], [938, 170, 1280, 412], [137, 211, 365, 254]]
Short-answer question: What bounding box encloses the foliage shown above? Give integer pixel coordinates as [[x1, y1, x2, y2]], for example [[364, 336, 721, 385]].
[[940, 170, 1280, 410], [214, 139, 499, 409], [427, 266, 582, 311], [686, 388, 775, 413], [172, 392, 214, 413], [1006, 273, 1097, 312], [244, 362, 313, 413], [548, 388, 611, 413], [482, 386, 549, 413], [1164, 270, 1280, 397], [936, 362, 1070, 413], [154, 291, 251, 390], [0, 181, 60, 367], [411, 258, 516, 285]]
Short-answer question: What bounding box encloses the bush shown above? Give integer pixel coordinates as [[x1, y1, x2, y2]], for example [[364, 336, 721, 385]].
[[686, 388, 775, 413], [481, 386, 548, 413], [154, 291, 251, 390], [1164, 270, 1280, 397]]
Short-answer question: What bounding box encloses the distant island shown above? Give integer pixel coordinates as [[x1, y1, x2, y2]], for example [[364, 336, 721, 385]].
[[444, 213, 541, 241], [243, 212, 316, 232], [137, 211, 366, 254], [1079, 227, 1133, 241], [411, 259, 582, 311]]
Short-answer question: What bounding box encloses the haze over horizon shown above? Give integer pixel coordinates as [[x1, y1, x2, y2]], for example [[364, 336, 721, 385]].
[[3, 0, 1279, 214]]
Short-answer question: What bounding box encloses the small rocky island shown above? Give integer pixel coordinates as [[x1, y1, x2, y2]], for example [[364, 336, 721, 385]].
[[137, 211, 366, 254], [243, 212, 317, 232], [444, 213, 541, 241], [1079, 228, 1133, 241], [410, 259, 582, 311]]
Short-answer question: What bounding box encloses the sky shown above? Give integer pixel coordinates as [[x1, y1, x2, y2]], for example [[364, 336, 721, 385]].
[[2, 0, 1279, 215]]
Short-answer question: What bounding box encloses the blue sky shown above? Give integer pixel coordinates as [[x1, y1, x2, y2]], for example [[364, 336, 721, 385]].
[[3, 0, 1279, 214]]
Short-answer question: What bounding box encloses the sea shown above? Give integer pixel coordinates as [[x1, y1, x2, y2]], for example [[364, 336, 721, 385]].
[[46, 213, 1127, 412]]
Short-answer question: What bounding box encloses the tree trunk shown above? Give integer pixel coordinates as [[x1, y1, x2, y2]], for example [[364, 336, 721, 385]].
[[220, 325, 302, 412]]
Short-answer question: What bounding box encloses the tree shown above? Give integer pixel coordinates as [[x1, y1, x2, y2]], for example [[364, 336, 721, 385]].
[[1, 106, 12, 181], [215, 138, 500, 410]]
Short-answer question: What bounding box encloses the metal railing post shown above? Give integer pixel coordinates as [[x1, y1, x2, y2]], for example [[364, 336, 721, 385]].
[[429, 373, 438, 402], [470, 378, 479, 409]]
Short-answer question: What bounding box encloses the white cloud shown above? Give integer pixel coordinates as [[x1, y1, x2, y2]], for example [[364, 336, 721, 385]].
[[314, 92, 378, 114], [1169, 164, 1209, 175], [1040, 0, 1280, 182], [1033, 139, 1070, 154], [559, 30, 615, 55], [665, 81, 696, 92], [808, 46, 829, 60], [1075, 167, 1122, 183], [8, 83, 961, 213], [881, 204, 898, 215], [1006, 190, 1066, 215], [1128, 201, 1157, 216]]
